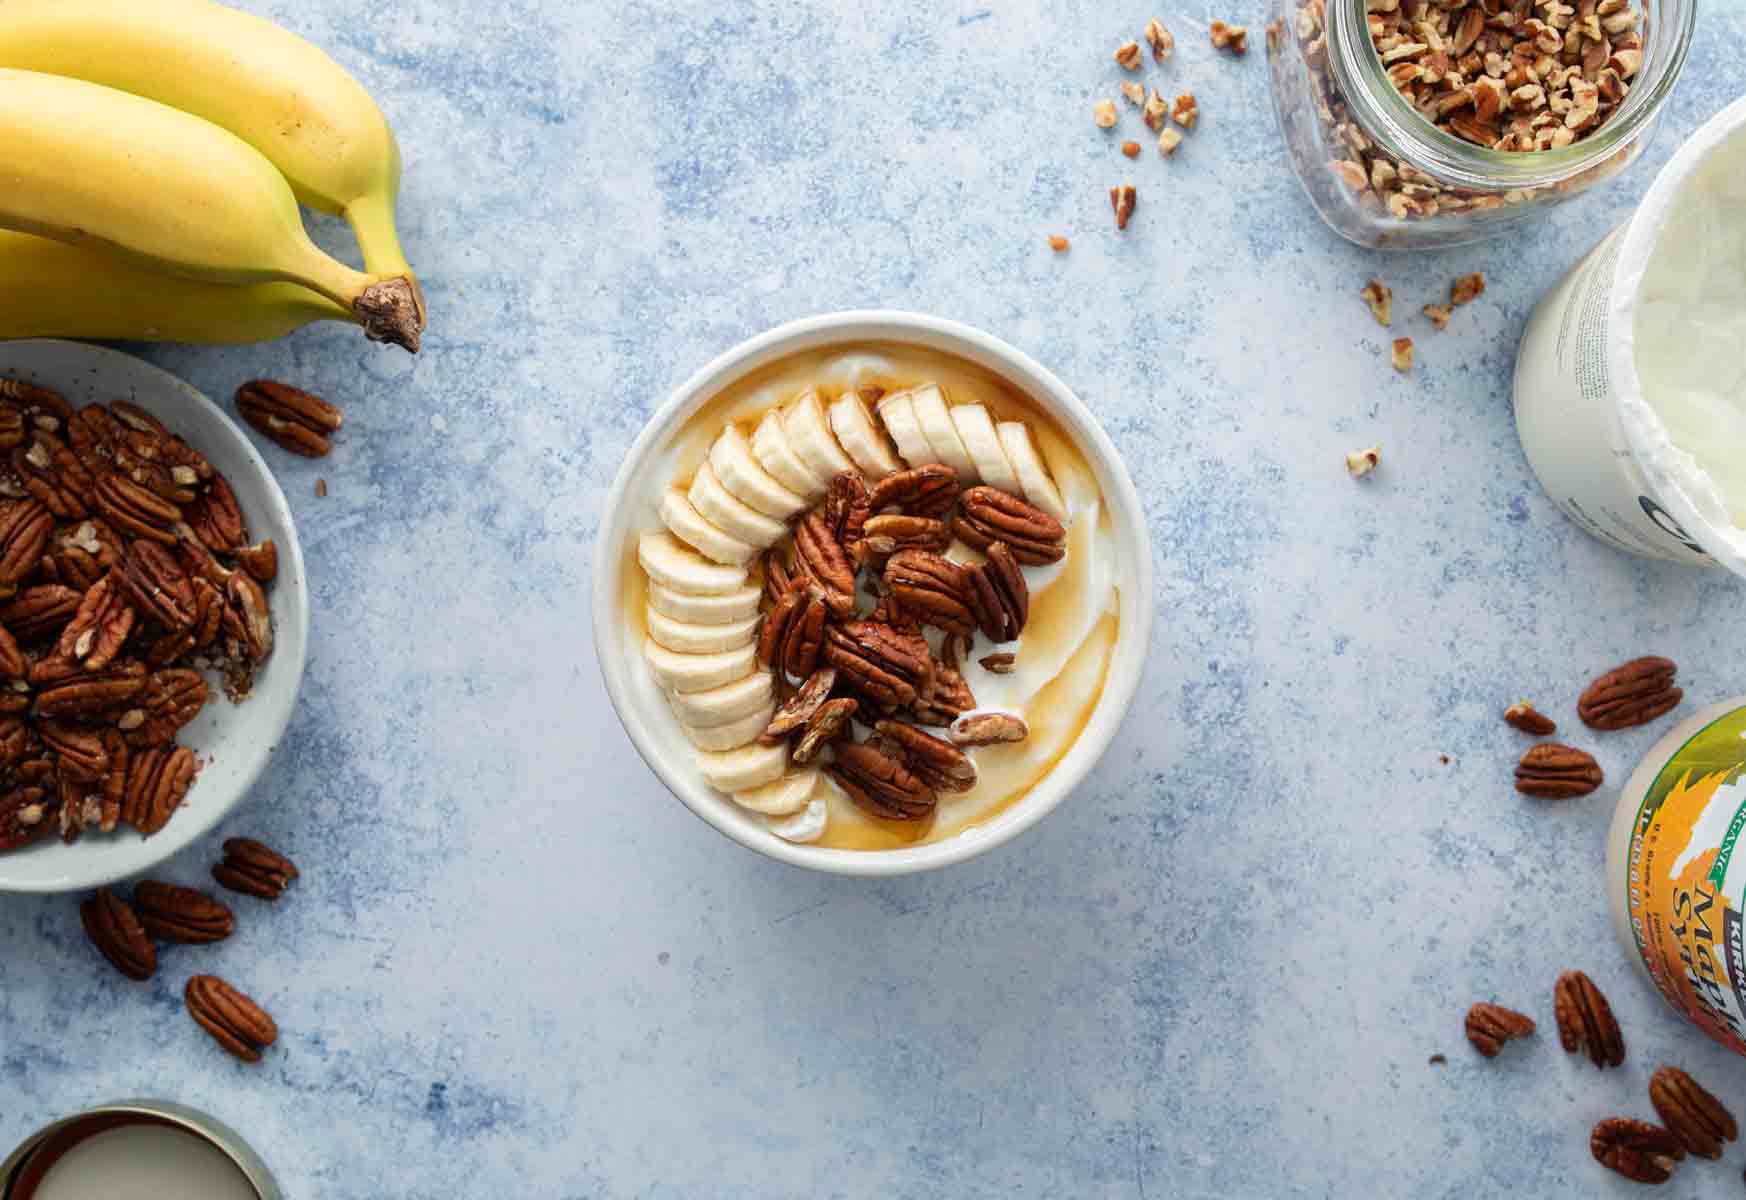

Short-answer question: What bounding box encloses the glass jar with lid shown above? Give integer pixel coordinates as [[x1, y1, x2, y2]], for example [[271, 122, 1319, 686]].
[[1264, 0, 1695, 249]]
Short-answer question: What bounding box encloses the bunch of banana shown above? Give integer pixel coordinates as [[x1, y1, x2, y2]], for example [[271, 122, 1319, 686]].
[[0, 0, 424, 350]]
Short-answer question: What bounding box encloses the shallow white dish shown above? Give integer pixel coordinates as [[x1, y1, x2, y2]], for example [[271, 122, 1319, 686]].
[[0, 339, 309, 894], [593, 311, 1153, 876]]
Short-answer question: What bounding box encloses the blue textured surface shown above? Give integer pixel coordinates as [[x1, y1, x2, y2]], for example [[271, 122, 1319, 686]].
[[5, 2, 1746, 1196]]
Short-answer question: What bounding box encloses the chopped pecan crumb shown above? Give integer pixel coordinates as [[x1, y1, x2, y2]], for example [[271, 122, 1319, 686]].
[[1110, 184, 1137, 231], [1121, 81, 1146, 107], [979, 653, 1016, 675], [1422, 304, 1453, 330], [1121, 140, 1141, 158], [1156, 128, 1183, 157], [1142, 89, 1168, 132], [1094, 99, 1118, 129], [1504, 701, 1556, 736], [1171, 92, 1199, 129], [1048, 235, 1070, 252], [1451, 272, 1486, 306], [1346, 446, 1380, 479], [1391, 337, 1415, 373], [1144, 18, 1173, 61], [1209, 20, 1248, 54], [1360, 279, 1393, 326], [1114, 40, 1143, 70], [315, 478, 327, 497]]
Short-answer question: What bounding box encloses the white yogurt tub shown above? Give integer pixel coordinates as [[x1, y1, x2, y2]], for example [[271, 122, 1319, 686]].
[[1514, 95, 1746, 572]]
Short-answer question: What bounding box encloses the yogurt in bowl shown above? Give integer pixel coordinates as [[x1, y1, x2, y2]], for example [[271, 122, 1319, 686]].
[[594, 313, 1151, 875]]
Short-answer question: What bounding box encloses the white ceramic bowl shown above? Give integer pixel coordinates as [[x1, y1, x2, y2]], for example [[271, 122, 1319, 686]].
[[593, 311, 1153, 876], [0, 340, 309, 894]]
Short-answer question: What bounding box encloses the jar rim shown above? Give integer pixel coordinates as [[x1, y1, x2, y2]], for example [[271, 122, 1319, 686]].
[[1326, 0, 1695, 191]]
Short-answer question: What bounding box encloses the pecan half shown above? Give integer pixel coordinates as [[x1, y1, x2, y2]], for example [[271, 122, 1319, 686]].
[[822, 471, 871, 549], [1503, 701, 1556, 736], [93, 472, 179, 545], [235, 380, 343, 457], [0, 785, 52, 851], [1464, 1002, 1535, 1057], [950, 710, 1029, 747], [0, 621, 22, 679], [761, 549, 800, 608], [1580, 657, 1681, 730], [121, 539, 196, 630], [966, 542, 1028, 643], [1591, 1118, 1683, 1184], [0, 715, 27, 767], [127, 668, 208, 747], [955, 487, 1065, 565], [1555, 970, 1625, 1069], [862, 514, 950, 554], [0, 498, 52, 586], [793, 697, 857, 764], [133, 880, 235, 944], [212, 836, 299, 900], [884, 550, 974, 638], [186, 974, 277, 1063], [236, 538, 278, 583], [122, 744, 195, 836], [1649, 1066, 1737, 1160], [869, 464, 959, 518], [980, 653, 1016, 674], [757, 588, 804, 672], [184, 474, 244, 552], [35, 659, 146, 718], [761, 668, 838, 743], [57, 572, 135, 670], [79, 887, 156, 981], [827, 737, 936, 820], [915, 650, 977, 727], [224, 572, 273, 661], [0, 585, 79, 642], [39, 719, 110, 781], [1515, 743, 1603, 798], [794, 509, 857, 617], [874, 719, 977, 794], [823, 620, 933, 711]]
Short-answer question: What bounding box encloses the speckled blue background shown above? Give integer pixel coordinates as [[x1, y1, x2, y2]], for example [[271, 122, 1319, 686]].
[[4, 2, 1746, 1195]]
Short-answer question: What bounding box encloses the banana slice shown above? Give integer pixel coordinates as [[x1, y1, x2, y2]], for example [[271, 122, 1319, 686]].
[[659, 488, 757, 566], [783, 388, 857, 483], [771, 794, 828, 843], [996, 421, 1069, 522], [751, 408, 828, 500], [646, 607, 760, 654], [876, 390, 937, 469], [829, 390, 902, 480], [681, 702, 774, 752], [698, 742, 793, 794], [667, 670, 774, 728], [709, 426, 807, 519], [643, 638, 757, 693], [733, 768, 819, 815], [688, 462, 787, 548], [910, 385, 979, 482], [637, 532, 749, 595], [951, 404, 1023, 494], [647, 581, 762, 625]]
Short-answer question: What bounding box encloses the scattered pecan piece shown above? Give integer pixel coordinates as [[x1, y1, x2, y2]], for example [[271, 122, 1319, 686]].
[[761, 668, 838, 744], [956, 488, 1065, 565], [1391, 338, 1414, 373], [79, 886, 155, 981], [1048, 235, 1070, 253], [1464, 1002, 1535, 1057], [793, 697, 857, 764], [186, 974, 277, 1063], [1423, 304, 1453, 331], [827, 738, 936, 821], [1451, 273, 1486, 306], [132, 880, 235, 944], [869, 463, 959, 518], [1360, 280, 1393, 327], [1171, 93, 1198, 129], [1515, 743, 1603, 799], [1114, 40, 1142, 69], [1094, 99, 1118, 129], [1209, 20, 1248, 53], [950, 711, 1029, 747], [1156, 128, 1184, 156], [1110, 184, 1137, 231], [1504, 701, 1557, 736], [980, 653, 1016, 674], [1142, 90, 1168, 132], [212, 836, 299, 900], [1346, 447, 1380, 479], [1144, 17, 1173, 60], [1591, 1118, 1683, 1184], [1649, 1066, 1737, 1160], [1555, 970, 1625, 1069], [1579, 657, 1681, 731], [235, 380, 343, 458], [884, 550, 974, 638], [314, 478, 327, 498], [1121, 140, 1141, 159], [875, 719, 977, 794]]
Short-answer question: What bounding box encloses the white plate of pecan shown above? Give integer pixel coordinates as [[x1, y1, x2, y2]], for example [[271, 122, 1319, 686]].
[[0, 340, 308, 893]]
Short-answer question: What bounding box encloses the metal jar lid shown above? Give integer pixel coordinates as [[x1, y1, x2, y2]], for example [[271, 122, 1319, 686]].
[[1, 1100, 280, 1199]]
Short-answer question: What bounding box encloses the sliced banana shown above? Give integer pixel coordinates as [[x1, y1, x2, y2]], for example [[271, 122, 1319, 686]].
[[699, 742, 794, 794], [751, 408, 828, 500], [709, 426, 808, 519], [681, 702, 774, 753], [996, 421, 1068, 522], [770, 794, 828, 844], [829, 390, 902, 480], [646, 607, 760, 655], [637, 532, 748, 595], [783, 388, 857, 483], [643, 638, 757, 693], [659, 488, 757, 566], [876, 390, 937, 468], [733, 768, 819, 815], [910, 385, 979, 482], [647, 581, 762, 625], [688, 461, 787, 548], [667, 670, 775, 728], [951, 404, 1023, 494]]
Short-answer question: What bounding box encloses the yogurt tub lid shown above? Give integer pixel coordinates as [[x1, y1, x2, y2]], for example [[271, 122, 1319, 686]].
[[1609, 93, 1746, 576], [0, 1101, 281, 1199]]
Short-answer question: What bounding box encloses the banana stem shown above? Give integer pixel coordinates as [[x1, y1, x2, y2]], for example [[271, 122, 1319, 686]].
[[293, 247, 422, 353]]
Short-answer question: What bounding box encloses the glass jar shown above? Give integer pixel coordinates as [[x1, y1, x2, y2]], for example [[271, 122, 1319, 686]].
[[1264, 0, 1695, 249]]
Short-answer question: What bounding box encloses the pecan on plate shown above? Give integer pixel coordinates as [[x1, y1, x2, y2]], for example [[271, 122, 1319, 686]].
[[761, 668, 838, 743], [794, 509, 857, 618], [122, 744, 196, 836], [822, 620, 934, 712], [133, 880, 235, 944], [950, 711, 1029, 747], [125, 669, 209, 748], [0, 585, 80, 642], [38, 719, 112, 781], [861, 514, 950, 556], [223, 573, 273, 662], [236, 539, 278, 583], [1503, 701, 1556, 736], [212, 837, 299, 900], [1555, 970, 1625, 1069], [966, 542, 1028, 643], [980, 653, 1016, 674], [884, 550, 974, 638], [915, 638, 976, 727], [1649, 1066, 1737, 1160], [0, 785, 51, 851], [793, 697, 857, 765], [185, 974, 277, 1063], [822, 471, 871, 550], [184, 475, 244, 552], [92, 472, 179, 545], [0, 716, 27, 767], [34, 659, 147, 719], [955, 487, 1065, 566], [760, 548, 801, 608], [14, 437, 88, 520], [0, 622, 23, 679], [120, 540, 197, 630], [875, 719, 977, 794], [869, 464, 959, 518], [79, 886, 155, 981], [757, 587, 827, 679], [1579, 657, 1681, 731], [1591, 1118, 1683, 1185], [56, 571, 135, 670], [0, 499, 52, 587], [1515, 744, 1603, 799], [827, 737, 936, 820], [1464, 1002, 1535, 1057], [235, 380, 343, 458]]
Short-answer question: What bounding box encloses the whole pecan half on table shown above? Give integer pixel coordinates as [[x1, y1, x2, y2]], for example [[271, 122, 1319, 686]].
[[186, 974, 277, 1063], [234, 380, 343, 458], [1580, 657, 1682, 731], [1591, 1117, 1684, 1185], [132, 879, 235, 944], [1464, 1002, 1535, 1058], [1515, 744, 1603, 799], [1555, 970, 1625, 1069], [79, 886, 155, 981], [1649, 1066, 1737, 1160], [212, 836, 299, 900], [1503, 701, 1556, 736]]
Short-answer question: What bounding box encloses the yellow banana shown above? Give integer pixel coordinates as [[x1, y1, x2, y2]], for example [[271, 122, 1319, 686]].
[[0, 232, 349, 344], [0, 0, 415, 286], [0, 70, 420, 352]]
